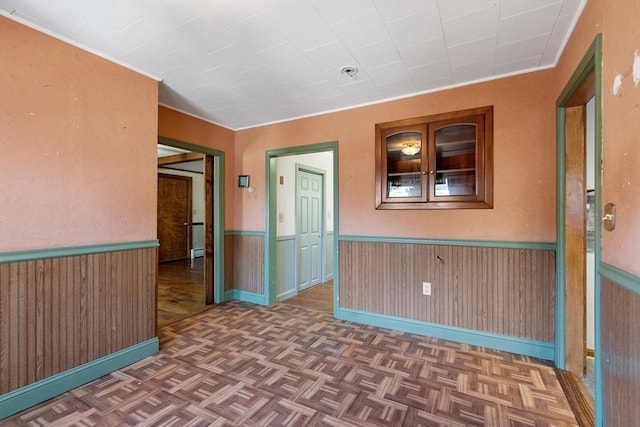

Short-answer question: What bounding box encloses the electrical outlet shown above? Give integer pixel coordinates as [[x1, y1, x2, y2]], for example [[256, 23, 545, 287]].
[[422, 282, 431, 296]]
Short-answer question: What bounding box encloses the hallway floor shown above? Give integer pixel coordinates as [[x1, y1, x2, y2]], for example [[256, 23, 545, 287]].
[[2, 302, 580, 426], [157, 257, 210, 328], [283, 280, 333, 313]]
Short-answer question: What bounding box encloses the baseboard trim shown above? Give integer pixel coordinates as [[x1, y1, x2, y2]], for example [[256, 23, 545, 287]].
[[277, 288, 297, 302], [225, 290, 266, 305], [336, 307, 554, 361], [0, 338, 158, 420]]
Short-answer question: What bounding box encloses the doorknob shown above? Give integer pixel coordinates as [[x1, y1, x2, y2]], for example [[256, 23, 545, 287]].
[[183, 223, 189, 226]]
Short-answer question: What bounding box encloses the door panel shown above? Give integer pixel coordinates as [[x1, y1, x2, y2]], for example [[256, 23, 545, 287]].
[[297, 169, 323, 291], [158, 173, 192, 262], [310, 191, 321, 283], [564, 106, 587, 375]]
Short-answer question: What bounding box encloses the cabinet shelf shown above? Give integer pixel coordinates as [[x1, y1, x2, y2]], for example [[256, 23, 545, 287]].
[[437, 168, 475, 174], [388, 171, 422, 177]]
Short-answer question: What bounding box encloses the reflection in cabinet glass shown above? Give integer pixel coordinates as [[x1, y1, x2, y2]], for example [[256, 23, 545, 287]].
[[376, 106, 493, 209], [435, 125, 476, 196], [384, 127, 426, 200]]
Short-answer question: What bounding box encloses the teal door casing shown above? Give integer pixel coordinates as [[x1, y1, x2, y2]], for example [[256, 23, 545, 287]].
[[265, 141, 338, 309], [296, 165, 324, 291], [555, 34, 603, 425]]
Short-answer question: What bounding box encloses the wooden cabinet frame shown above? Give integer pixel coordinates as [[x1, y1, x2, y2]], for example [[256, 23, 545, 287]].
[[375, 106, 493, 209]]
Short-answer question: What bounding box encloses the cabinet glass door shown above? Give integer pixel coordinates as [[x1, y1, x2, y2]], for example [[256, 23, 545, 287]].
[[433, 124, 477, 197], [384, 129, 425, 200]]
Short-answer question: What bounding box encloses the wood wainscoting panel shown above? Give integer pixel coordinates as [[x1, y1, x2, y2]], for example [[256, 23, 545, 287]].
[[0, 247, 157, 396], [224, 235, 234, 292], [226, 234, 264, 294], [601, 278, 640, 426], [339, 241, 555, 343]]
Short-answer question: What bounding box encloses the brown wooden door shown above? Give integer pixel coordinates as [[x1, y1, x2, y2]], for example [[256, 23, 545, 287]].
[[158, 173, 192, 262]]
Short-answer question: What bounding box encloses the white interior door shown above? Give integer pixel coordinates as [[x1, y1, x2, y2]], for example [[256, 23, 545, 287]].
[[297, 168, 323, 291]]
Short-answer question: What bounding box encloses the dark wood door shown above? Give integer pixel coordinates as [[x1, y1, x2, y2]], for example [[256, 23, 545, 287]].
[[158, 173, 192, 262]]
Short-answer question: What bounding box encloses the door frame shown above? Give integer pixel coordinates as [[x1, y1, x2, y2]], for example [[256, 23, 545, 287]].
[[295, 163, 326, 291], [555, 34, 602, 421], [265, 141, 338, 311], [158, 136, 226, 304]]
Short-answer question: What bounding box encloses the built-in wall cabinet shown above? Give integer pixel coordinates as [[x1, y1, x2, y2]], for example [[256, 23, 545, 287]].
[[375, 106, 493, 209]]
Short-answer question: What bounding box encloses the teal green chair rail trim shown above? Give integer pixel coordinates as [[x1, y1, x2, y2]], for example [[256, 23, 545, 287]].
[[0, 240, 159, 264], [0, 338, 158, 420], [225, 230, 266, 237], [338, 235, 555, 251], [336, 308, 554, 361], [600, 262, 640, 296]]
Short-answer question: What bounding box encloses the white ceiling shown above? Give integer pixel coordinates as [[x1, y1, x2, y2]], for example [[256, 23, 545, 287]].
[[157, 144, 190, 158], [1, 0, 585, 130], [157, 144, 203, 172]]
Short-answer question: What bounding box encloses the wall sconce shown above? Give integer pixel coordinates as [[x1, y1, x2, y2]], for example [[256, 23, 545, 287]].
[[401, 142, 420, 156]]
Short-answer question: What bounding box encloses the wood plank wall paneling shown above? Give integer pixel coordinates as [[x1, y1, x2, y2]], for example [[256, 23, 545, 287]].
[[224, 235, 234, 292], [225, 235, 264, 294], [601, 278, 640, 426], [0, 247, 156, 395], [339, 241, 555, 342]]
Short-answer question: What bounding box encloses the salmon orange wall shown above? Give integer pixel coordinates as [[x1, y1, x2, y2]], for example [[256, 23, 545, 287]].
[[556, 0, 640, 276], [234, 69, 557, 242], [157, 106, 236, 230], [0, 17, 158, 252]]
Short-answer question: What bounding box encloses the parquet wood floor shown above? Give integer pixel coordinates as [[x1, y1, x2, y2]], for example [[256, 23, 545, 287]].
[[2, 302, 580, 426]]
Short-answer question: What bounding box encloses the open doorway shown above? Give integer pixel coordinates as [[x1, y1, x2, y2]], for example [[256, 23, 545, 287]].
[[156, 139, 225, 327], [265, 142, 338, 313], [157, 144, 206, 326]]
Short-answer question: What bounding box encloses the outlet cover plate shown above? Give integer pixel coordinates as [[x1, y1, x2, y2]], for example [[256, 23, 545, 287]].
[[422, 282, 431, 296]]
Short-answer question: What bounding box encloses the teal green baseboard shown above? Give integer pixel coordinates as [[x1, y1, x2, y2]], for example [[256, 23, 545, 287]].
[[336, 308, 554, 361], [0, 338, 158, 420], [225, 290, 267, 305]]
